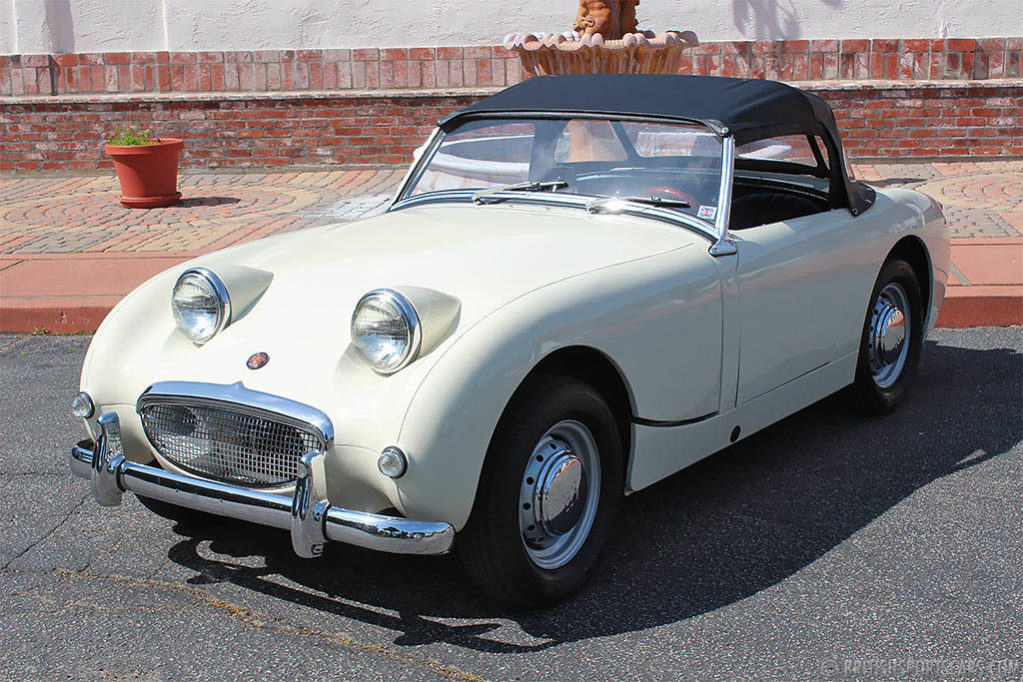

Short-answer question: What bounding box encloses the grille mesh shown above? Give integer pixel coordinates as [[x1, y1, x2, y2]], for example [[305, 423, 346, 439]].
[[138, 402, 325, 487]]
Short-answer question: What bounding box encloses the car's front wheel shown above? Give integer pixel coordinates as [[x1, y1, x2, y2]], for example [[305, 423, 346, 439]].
[[459, 375, 623, 607]]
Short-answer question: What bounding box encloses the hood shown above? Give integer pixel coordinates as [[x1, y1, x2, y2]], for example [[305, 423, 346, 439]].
[[85, 202, 695, 413], [198, 202, 694, 337]]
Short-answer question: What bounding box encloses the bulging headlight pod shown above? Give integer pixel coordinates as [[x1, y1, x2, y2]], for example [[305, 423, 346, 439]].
[[172, 267, 231, 344], [351, 289, 422, 374]]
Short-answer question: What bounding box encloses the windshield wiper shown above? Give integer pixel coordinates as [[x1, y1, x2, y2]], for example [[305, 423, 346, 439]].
[[472, 181, 568, 205], [622, 195, 691, 208], [586, 195, 691, 214]]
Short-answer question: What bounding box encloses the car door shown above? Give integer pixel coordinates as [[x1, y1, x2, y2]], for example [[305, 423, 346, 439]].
[[733, 207, 856, 404]]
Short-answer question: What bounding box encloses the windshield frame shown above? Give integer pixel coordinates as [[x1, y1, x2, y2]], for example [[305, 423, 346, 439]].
[[389, 114, 732, 244]]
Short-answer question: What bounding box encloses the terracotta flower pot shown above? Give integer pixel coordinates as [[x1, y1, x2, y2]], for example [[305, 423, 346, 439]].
[[105, 138, 184, 208]]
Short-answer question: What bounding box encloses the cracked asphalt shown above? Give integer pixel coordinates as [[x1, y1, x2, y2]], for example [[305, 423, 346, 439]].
[[1, 329, 1021, 680]]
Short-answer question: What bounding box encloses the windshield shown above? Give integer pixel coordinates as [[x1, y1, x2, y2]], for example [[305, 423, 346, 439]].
[[401, 117, 724, 222]]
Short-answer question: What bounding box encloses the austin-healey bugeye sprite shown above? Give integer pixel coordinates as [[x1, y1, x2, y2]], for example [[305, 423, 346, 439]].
[[70, 74, 949, 606]]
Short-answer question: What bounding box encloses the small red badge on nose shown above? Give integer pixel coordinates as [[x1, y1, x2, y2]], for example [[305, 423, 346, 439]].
[[246, 352, 269, 370]]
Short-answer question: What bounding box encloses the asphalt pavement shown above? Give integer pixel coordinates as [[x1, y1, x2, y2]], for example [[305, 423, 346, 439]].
[[1, 328, 1020, 680]]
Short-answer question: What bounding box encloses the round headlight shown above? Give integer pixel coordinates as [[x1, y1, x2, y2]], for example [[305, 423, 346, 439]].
[[171, 268, 230, 344], [351, 289, 421, 374]]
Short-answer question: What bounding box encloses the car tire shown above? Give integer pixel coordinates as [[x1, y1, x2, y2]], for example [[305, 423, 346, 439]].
[[137, 494, 213, 526], [459, 374, 623, 607], [839, 258, 924, 415]]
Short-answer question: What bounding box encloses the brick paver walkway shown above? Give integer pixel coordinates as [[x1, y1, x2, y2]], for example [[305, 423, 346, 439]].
[[853, 160, 1023, 239], [1, 161, 1020, 256], [0, 169, 404, 255]]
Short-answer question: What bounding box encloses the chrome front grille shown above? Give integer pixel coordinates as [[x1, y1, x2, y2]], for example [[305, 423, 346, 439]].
[[137, 383, 331, 488]]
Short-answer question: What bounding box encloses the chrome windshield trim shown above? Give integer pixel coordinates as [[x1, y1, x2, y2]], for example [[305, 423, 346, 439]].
[[390, 190, 717, 241], [390, 127, 442, 208], [135, 381, 335, 447], [709, 136, 737, 257]]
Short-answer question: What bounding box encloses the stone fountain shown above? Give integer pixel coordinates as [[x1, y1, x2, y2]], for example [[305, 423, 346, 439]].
[[504, 0, 698, 76]]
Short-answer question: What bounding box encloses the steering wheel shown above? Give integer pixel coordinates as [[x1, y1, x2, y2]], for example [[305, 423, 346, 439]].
[[641, 185, 698, 208]]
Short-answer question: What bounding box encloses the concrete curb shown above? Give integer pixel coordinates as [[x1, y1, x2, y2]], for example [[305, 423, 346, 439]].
[[937, 286, 1023, 328], [0, 300, 119, 333]]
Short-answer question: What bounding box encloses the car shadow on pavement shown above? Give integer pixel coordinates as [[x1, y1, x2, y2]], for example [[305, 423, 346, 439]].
[[164, 339, 1022, 653]]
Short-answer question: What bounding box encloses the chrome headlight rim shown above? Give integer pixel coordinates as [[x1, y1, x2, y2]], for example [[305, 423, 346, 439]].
[[351, 288, 422, 375], [172, 266, 231, 345]]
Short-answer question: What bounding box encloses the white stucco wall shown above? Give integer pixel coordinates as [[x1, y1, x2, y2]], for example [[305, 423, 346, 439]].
[[69, 0, 166, 52], [0, 0, 13, 54], [7, 0, 1023, 54]]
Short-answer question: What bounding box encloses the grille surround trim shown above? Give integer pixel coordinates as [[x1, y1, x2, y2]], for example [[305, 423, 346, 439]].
[[136, 381, 334, 489]]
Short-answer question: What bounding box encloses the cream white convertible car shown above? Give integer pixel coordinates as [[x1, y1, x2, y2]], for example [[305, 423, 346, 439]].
[[70, 74, 949, 606]]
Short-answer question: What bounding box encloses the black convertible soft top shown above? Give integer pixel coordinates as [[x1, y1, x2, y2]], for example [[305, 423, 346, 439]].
[[440, 74, 874, 215]]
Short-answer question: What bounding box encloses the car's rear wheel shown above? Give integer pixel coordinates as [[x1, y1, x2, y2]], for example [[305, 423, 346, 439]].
[[459, 375, 623, 607], [840, 258, 924, 415]]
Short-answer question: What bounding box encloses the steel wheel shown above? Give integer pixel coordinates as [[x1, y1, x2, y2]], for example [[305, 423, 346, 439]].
[[459, 375, 623, 606], [518, 419, 601, 570], [868, 282, 911, 389], [840, 258, 924, 416]]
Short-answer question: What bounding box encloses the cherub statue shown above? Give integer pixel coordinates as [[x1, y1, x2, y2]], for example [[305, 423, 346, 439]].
[[573, 0, 640, 39]]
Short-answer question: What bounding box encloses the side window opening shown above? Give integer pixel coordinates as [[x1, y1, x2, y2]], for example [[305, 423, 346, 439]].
[[730, 134, 834, 230], [736, 134, 826, 169], [812, 135, 831, 170]]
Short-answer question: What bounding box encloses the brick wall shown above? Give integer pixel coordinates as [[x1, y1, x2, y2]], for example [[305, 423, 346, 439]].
[[1, 38, 1020, 97], [1, 36, 1020, 173], [0, 92, 475, 172], [1, 81, 1019, 173], [822, 83, 1022, 158]]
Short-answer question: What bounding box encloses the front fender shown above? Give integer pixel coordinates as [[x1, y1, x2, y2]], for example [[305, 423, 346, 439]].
[[393, 244, 723, 530]]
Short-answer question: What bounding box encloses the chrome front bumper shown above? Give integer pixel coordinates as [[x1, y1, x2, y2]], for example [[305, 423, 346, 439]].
[[70, 412, 455, 557]]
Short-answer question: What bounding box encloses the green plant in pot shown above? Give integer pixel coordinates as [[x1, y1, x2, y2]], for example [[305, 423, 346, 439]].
[[105, 128, 184, 208]]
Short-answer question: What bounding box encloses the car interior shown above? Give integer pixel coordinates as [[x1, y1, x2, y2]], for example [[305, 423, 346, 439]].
[[409, 118, 843, 231], [729, 177, 830, 230], [534, 122, 837, 229]]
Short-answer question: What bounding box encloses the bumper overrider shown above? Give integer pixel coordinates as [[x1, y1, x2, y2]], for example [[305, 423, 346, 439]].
[[70, 410, 455, 557]]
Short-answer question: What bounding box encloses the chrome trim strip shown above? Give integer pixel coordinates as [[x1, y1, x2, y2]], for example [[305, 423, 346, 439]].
[[70, 415, 455, 556], [632, 411, 717, 428], [135, 380, 335, 447], [710, 136, 737, 257], [391, 190, 718, 242], [390, 127, 442, 208]]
